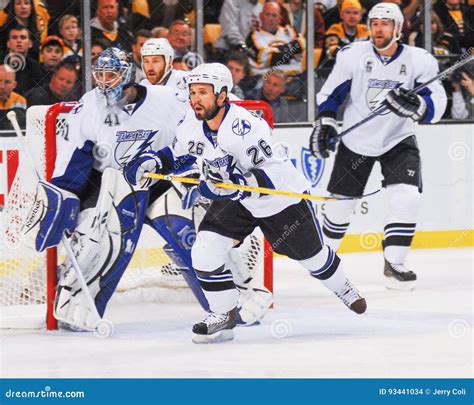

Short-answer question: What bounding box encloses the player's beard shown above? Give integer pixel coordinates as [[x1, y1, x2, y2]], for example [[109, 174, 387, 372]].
[[194, 100, 221, 121], [373, 35, 392, 50]]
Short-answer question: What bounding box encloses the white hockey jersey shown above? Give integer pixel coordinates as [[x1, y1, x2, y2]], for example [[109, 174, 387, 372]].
[[164, 103, 309, 218], [141, 69, 189, 104], [317, 42, 447, 156], [52, 84, 187, 194]]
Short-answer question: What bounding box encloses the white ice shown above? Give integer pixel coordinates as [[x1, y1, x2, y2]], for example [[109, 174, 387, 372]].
[[1, 248, 472, 378]]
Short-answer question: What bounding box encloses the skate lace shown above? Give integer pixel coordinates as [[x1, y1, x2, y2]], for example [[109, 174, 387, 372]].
[[202, 312, 227, 326], [335, 279, 361, 306], [390, 263, 411, 273]]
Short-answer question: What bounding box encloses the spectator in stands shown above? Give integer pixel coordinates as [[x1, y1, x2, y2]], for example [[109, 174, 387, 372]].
[[91, 0, 134, 52], [3, 24, 43, 96], [167, 20, 193, 59], [255, 69, 289, 123], [131, 29, 152, 83], [225, 50, 254, 99], [59, 15, 83, 64], [246, 2, 305, 77], [451, 69, 474, 119], [324, 0, 370, 59], [46, 0, 80, 36], [433, 0, 474, 51], [408, 12, 462, 56], [39, 35, 64, 82], [214, 0, 263, 58], [91, 38, 111, 65], [283, 0, 326, 48], [0, 64, 26, 129], [172, 56, 190, 71], [0, 0, 46, 60], [322, 0, 344, 31], [151, 26, 169, 39], [27, 61, 78, 106]]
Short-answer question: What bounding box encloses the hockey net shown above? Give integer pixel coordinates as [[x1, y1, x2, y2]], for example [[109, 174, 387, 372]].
[[0, 100, 274, 330]]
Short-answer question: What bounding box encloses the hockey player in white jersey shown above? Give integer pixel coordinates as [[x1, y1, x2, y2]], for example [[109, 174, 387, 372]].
[[139, 37, 273, 326], [310, 3, 447, 290], [124, 63, 367, 343], [27, 47, 203, 329]]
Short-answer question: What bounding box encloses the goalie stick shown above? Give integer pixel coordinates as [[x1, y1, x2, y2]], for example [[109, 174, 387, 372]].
[[7, 110, 111, 336]]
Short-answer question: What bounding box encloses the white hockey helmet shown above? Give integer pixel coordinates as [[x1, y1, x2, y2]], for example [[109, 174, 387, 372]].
[[368, 3, 404, 50], [186, 63, 233, 98], [140, 38, 174, 83]]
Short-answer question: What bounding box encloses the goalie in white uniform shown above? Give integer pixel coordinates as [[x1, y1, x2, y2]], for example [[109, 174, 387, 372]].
[[124, 63, 367, 344], [310, 3, 447, 290]]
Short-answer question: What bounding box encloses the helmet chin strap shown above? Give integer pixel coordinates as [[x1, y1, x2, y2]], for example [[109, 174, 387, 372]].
[[371, 30, 401, 53]]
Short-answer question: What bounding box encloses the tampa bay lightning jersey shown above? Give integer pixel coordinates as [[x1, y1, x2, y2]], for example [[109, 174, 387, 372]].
[[168, 103, 309, 218], [52, 84, 187, 194], [317, 42, 447, 156], [141, 69, 189, 104]]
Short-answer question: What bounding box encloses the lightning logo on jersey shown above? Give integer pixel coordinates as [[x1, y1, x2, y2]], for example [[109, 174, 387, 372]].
[[114, 129, 158, 167], [366, 79, 399, 114]]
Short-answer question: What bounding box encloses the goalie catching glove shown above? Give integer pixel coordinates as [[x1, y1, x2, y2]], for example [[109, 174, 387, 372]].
[[309, 114, 339, 159], [384, 87, 427, 122], [24, 181, 80, 252]]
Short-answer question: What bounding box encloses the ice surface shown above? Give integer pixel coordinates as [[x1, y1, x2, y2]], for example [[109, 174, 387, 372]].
[[1, 248, 472, 378]]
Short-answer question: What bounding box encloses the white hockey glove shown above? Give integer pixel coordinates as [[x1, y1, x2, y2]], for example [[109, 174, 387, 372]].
[[384, 88, 427, 121], [124, 151, 162, 187], [198, 165, 249, 201], [309, 115, 339, 159]]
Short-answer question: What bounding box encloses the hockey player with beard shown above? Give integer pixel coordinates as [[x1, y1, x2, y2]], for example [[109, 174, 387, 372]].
[[124, 63, 367, 344], [139, 38, 273, 326], [310, 3, 447, 290]]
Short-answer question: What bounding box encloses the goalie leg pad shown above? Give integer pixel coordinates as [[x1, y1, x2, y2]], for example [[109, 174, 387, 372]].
[[25, 181, 80, 252], [55, 171, 149, 328]]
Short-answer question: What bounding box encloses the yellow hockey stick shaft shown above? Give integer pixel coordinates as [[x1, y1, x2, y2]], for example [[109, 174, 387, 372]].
[[144, 172, 336, 201]]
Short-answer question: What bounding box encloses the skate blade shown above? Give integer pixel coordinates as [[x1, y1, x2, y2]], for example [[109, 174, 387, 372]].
[[192, 329, 234, 344], [384, 277, 416, 291]]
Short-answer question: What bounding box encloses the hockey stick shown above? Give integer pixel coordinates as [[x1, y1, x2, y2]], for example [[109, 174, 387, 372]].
[[144, 172, 380, 201], [333, 54, 474, 140], [6, 111, 105, 333]]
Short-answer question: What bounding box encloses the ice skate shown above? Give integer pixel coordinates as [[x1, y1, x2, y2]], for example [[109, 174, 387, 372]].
[[192, 307, 238, 344], [384, 259, 417, 290], [334, 279, 367, 314]]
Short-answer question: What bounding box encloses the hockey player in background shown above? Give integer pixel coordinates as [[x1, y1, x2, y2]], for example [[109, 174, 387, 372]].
[[124, 63, 367, 344], [310, 3, 447, 290]]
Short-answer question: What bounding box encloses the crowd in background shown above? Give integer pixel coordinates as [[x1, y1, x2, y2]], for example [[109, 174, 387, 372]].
[[0, 0, 472, 129]]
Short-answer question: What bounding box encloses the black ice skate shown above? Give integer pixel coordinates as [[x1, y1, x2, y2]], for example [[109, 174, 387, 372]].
[[192, 307, 238, 344], [384, 259, 417, 290], [334, 279, 367, 314]]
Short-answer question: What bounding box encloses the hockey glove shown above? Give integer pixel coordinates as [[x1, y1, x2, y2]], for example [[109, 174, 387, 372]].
[[384, 87, 427, 122], [309, 115, 339, 159], [123, 151, 162, 187], [198, 168, 248, 201]]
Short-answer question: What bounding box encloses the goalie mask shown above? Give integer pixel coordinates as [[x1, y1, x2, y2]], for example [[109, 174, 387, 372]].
[[93, 47, 136, 106], [368, 3, 404, 52]]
